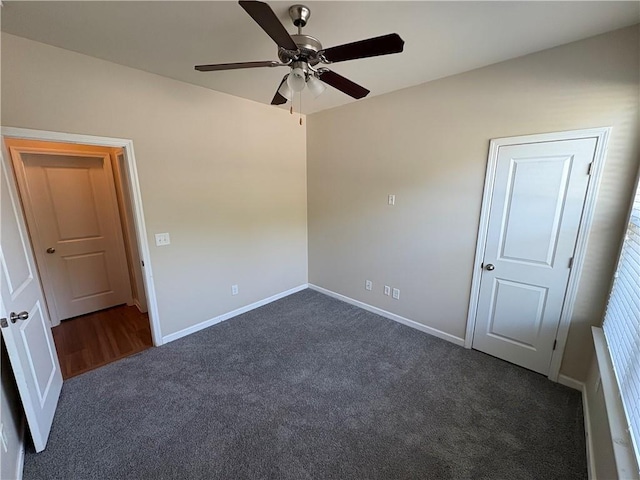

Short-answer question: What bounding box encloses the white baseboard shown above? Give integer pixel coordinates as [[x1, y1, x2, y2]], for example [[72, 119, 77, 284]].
[[164, 282, 464, 349], [308, 284, 465, 347], [558, 375, 595, 480], [558, 374, 584, 392], [161, 284, 308, 344], [132, 299, 147, 314]]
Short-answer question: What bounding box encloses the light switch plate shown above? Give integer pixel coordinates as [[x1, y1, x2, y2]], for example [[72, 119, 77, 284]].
[[155, 233, 171, 246]]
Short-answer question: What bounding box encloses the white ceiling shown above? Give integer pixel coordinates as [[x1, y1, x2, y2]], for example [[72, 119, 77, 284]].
[[2, 1, 639, 114]]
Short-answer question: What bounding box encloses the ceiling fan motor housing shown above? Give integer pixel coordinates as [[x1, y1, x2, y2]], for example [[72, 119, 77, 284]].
[[279, 34, 323, 66]]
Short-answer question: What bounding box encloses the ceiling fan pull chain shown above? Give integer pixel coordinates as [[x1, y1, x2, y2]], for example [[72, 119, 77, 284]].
[[299, 91, 303, 126]]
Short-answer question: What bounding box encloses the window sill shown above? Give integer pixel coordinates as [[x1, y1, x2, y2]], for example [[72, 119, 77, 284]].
[[592, 326, 639, 479]]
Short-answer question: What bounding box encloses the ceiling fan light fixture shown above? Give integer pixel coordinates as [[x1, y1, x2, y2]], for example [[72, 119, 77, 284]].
[[306, 74, 326, 98], [287, 67, 306, 92], [278, 75, 294, 100]]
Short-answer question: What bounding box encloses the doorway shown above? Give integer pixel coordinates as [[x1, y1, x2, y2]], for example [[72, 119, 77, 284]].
[[1, 127, 162, 451], [6, 139, 144, 321], [465, 128, 610, 380], [3, 134, 160, 375]]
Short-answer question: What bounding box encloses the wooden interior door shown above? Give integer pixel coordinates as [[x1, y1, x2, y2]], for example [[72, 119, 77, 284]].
[[1, 142, 63, 452], [7, 140, 132, 324]]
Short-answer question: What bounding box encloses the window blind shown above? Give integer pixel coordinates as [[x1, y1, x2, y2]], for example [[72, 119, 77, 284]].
[[603, 176, 640, 465]]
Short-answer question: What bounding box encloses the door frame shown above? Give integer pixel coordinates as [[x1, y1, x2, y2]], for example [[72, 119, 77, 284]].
[[1, 126, 163, 347], [464, 127, 611, 382]]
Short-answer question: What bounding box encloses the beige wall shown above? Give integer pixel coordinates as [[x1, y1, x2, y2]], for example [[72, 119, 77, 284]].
[[1, 33, 308, 337], [307, 25, 640, 381]]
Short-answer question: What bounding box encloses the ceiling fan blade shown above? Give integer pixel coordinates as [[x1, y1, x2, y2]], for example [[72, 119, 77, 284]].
[[271, 75, 288, 105], [195, 61, 281, 72], [318, 70, 370, 99], [239, 1, 298, 51], [321, 33, 404, 63]]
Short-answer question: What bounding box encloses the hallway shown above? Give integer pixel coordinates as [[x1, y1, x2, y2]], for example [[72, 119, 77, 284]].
[[52, 305, 152, 379]]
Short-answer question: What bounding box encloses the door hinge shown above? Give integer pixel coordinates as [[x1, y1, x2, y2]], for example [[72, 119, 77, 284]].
[[587, 163, 593, 175], [568, 257, 574, 269], [553, 339, 557, 350]]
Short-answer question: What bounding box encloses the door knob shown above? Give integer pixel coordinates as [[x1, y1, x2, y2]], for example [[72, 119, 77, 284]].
[[485, 264, 495, 271], [46, 247, 56, 254], [10, 311, 29, 323]]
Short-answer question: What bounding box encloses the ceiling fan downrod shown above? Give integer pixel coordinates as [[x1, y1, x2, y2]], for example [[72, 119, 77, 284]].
[[289, 4, 310, 33]]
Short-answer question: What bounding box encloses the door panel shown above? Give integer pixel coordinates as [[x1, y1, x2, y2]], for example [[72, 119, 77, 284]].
[[20, 302, 58, 406], [45, 164, 101, 239], [473, 138, 596, 374], [65, 252, 111, 298], [487, 279, 547, 349], [499, 156, 571, 266], [2, 164, 34, 299], [11, 149, 132, 322], [1, 144, 63, 452]]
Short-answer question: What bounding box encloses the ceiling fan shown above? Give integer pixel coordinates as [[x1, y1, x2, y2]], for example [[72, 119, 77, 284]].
[[195, 1, 405, 105]]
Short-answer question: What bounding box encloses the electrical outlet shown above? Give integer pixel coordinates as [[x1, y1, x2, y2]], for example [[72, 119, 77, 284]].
[[231, 284, 239, 295], [154, 232, 171, 246], [392, 288, 400, 300], [384, 285, 391, 296], [388, 194, 395, 206], [365, 280, 373, 291]]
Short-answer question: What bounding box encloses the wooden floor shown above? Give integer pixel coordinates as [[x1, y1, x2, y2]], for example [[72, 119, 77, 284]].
[[52, 304, 152, 379]]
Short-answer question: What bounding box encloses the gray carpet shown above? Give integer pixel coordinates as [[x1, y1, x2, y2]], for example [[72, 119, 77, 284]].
[[24, 289, 586, 479]]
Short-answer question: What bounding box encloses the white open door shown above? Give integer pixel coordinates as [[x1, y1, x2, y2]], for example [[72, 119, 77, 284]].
[[0, 142, 63, 452]]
